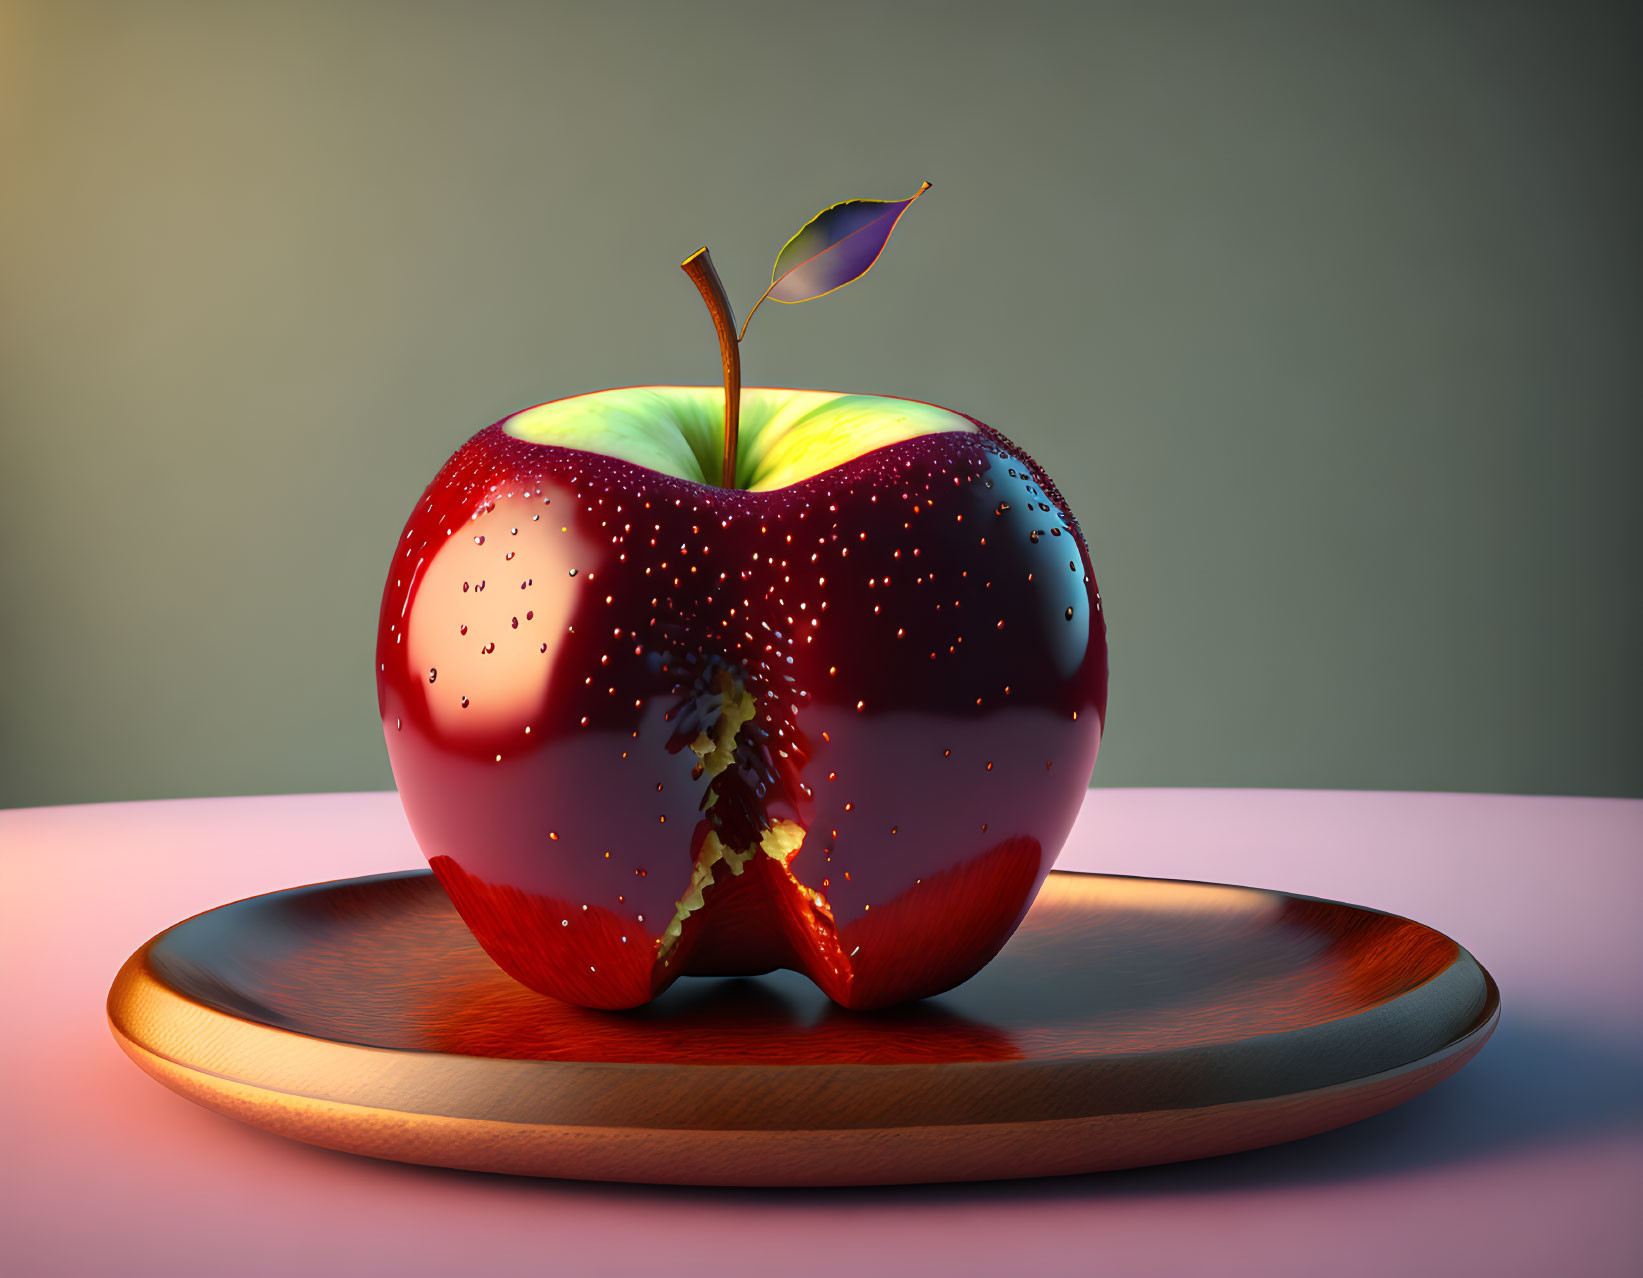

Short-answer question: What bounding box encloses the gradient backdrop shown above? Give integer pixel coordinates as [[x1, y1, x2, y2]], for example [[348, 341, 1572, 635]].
[[2, 0, 1638, 808]]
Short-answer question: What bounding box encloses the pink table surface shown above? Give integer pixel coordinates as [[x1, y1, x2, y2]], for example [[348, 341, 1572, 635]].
[[2, 788, 1640, 1278]]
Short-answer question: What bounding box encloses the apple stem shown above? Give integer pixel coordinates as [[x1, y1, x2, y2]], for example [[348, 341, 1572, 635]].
[[680, 248, 741, 489]]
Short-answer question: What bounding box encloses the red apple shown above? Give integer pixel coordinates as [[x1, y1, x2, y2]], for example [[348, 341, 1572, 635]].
[[377, 386, 1106, 1009]]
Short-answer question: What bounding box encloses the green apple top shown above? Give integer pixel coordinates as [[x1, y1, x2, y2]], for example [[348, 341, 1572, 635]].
[[504, 387, 976, 492]]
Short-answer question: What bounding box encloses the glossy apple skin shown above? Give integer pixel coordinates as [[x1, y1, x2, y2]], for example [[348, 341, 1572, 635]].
[[377, 392, 1107, 1010]]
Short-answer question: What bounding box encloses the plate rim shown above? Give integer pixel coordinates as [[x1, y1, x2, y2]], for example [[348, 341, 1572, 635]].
[[108, 868, 1499, 1125]]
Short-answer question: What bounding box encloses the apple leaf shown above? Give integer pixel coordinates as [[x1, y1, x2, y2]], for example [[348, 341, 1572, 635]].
[[739, 182, 930, 338]]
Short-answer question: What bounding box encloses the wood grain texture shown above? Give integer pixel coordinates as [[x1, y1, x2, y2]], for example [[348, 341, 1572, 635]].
[[107, 869, 1498, 1185]]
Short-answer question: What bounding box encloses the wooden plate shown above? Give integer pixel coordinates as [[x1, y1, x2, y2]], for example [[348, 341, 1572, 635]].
[[107, 869, 1497, 1186]]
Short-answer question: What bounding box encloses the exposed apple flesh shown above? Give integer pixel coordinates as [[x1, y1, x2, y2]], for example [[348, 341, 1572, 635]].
[[378, 386, 1107, 1009]]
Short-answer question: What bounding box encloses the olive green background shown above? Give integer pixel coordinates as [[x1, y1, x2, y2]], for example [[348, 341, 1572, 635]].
[[2, 0, 1639, 808]]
